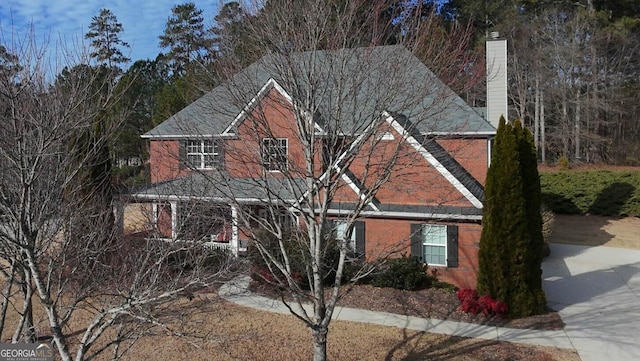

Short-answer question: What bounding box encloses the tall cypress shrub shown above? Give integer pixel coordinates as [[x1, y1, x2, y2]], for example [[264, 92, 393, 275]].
[[477, 118, 546, 317]]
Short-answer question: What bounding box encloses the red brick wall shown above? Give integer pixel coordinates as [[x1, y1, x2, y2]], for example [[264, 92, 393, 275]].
[[364, 218, 480, 289], [147, 95, 489, 199], [225, 88, 308, 179], [437, 138, 488, 185], [335, 122, 477, 207], [149, 140, 188, 183]]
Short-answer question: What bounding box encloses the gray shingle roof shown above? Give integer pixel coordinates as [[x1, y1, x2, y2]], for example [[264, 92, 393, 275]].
[[143, 45, 495, 138], [134, 171, 307, 202]]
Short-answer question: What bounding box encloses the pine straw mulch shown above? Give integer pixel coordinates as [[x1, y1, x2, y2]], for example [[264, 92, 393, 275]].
[[248, 281, 565, 331]]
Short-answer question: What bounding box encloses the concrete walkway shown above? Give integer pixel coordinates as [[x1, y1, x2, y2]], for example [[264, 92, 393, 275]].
[[220, 243, 640, 359], [218, 275, 574, 350], [543, 243, 640, 361]]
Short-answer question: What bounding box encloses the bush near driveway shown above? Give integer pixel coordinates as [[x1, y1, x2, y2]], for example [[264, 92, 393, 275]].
[[540, 170, 640, 216]]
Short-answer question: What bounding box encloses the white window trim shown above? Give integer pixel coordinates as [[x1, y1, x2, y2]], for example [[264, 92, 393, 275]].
[[187, 140, 219, 169], [376, 132, 395, 141], [262, 138, 288, 172], [334, 220, 356, 251], [422, 224, 447, 267]]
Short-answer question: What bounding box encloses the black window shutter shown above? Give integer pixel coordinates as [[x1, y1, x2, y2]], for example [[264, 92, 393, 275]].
[[179, 140, 187, 169], [410, 224, 423, 261], [216, 140, 225, 169], [447, 224, 459, 268], [355, 221, 365, 258], [325, 219, 335, 240]]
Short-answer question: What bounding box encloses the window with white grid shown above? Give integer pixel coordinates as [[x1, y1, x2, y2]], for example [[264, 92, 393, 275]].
[[186, 140, 220, 169], [262, 138, 288, 171]]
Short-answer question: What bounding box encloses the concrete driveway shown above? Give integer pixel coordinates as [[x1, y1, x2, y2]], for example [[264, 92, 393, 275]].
[[543, 243, 640, 361]]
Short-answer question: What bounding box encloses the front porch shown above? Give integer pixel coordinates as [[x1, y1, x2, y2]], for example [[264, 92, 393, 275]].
[[151, 201, 246, 256]]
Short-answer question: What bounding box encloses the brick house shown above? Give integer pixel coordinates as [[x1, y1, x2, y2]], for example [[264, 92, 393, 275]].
[[133, 45, 498, 288]]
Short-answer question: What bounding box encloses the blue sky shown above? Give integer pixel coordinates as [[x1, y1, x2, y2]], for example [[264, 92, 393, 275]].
[[0, 0, 224, 63]]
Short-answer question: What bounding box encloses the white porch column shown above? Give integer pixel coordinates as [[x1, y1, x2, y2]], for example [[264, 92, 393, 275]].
[[152, 203, 158, 225], [113, 203, 125, 236], [170, 201, 178, 240], [231, 205, 239, 256]]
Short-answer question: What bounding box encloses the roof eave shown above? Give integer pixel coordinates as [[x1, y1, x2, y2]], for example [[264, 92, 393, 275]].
[[141, 134, 238, 140]]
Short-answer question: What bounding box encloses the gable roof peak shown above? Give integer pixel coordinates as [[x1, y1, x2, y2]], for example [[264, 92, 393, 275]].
[[143, 45, 495, 139]]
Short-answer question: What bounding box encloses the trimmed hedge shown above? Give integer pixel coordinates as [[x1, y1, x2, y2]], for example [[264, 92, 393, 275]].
[[540, 170, 640, 216]]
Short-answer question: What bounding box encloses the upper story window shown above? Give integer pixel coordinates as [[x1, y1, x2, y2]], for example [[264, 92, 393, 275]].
[[186, 140, 221, 169], [262, 138, 288, 172]]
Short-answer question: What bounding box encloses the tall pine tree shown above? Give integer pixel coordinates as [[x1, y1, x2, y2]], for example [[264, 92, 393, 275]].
[[477, 117, 546, 317], [85, 8, 130, 68], [159, 2, 212, 76]]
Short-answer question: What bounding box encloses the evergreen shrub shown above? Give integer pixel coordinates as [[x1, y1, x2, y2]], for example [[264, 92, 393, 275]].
[[371, 254, 432, 291], [248, 228, 342, 289], [477, 118, 547, 318]]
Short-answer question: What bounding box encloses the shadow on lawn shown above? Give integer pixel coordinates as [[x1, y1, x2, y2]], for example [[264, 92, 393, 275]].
[[384, 330, 493, 361], [383, 328, 558, 361], [545, 181, 635, 248], [548, 214, 618, 248]]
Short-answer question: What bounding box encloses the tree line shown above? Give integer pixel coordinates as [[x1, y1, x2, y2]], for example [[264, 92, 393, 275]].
[[446, 0, 640, 164]]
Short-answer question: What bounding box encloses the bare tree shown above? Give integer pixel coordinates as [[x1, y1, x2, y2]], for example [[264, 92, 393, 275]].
[[141, 2, 485, 361], [0, 32, 235, 360]]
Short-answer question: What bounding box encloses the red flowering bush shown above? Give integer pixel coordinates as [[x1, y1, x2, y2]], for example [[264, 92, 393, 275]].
[[459, 296, 482, 314], [251, 266, 278, 284], [251, 265, 303, 285], [456, 288, 478, 302], [457, 288, 508, 317], [479, 295, 509, 315]]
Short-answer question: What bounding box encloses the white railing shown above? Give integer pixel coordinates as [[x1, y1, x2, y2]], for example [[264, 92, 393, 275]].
[[148, 237, 247, 255], [203, 240, 247, 253], [203, 241, 232, 251]]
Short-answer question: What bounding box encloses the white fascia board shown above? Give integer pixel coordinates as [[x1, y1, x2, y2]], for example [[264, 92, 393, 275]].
[[221, 78, 283, 135], [338, 171, 380, 212], [221, 78, 324, 136], [130, 193, 295, 205], [383, 111, 484, 209], [299, 120, 378, 210], [320, 208, 482, 221], [141, 134, 236, 139], [425, 130, 497, 137]]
